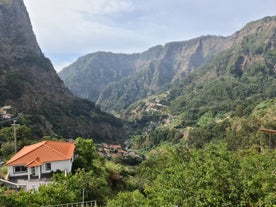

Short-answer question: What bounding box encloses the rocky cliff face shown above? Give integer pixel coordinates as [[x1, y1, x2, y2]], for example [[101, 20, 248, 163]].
[[0, 0, 42, 60], [59, 35, 228, 113], [59, 52, 138, 102], [0, 0, 124, 142], [0, 0, 71, 109]]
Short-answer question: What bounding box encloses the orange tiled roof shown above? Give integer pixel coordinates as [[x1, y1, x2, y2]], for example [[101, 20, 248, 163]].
[[25, 157, 43, 167], [6, 140, 75, 167]]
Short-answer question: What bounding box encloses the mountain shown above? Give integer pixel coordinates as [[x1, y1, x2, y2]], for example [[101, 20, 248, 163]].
[[61, 15, 276, 148], [167, 16, 276, 119], [0, 0, 124, 142], [59, 17, 276, 119], [59, 35, 228, 114], [126, 16, 276, 149]]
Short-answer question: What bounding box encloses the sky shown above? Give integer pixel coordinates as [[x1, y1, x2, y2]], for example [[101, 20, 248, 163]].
[[23, 0, 276, 72]]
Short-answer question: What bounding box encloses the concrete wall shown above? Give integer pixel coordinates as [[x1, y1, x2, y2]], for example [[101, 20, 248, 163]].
[[7, 166, 28, 177]]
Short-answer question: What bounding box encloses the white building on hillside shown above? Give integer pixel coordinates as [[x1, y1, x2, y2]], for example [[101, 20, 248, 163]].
[[5, 140, 75, 180]]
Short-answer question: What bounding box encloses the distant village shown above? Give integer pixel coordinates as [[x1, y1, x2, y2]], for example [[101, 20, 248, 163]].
[[97, 142, 143, 165]]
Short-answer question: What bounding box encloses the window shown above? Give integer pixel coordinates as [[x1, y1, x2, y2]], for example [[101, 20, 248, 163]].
[[31, 167, 35, 175], [14, 166, 27, 173], [45, 163, 51, 171]]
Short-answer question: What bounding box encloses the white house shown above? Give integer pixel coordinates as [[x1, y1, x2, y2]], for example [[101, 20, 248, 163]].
[[6, 140, 75, 180], [2, 113, 12, 119]]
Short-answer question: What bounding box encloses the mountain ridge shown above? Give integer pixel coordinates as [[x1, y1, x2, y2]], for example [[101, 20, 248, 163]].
[[59, 35, 228, 113], [125, 15, 276, 148], [59, 16, 275, 116]]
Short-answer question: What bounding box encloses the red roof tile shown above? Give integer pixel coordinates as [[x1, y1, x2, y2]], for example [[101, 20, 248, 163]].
[[6, 140, 75, 167]]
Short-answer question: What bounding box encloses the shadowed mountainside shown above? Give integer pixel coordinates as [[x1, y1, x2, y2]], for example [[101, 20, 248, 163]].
[[0, 0, 124, 142]]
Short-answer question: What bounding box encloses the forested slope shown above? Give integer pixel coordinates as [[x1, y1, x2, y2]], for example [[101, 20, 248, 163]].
[[127, 16, 276, 150]]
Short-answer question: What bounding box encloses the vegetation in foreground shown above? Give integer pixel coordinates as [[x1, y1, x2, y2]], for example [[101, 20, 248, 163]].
[[0, 137, 275, 207]]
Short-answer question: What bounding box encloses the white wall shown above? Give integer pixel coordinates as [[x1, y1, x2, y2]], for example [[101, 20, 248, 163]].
[[7, 166, 28, 177], [41, 159, 73, 174]]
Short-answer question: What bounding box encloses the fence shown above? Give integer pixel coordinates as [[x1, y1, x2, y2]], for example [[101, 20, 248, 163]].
[[43, 200, 97, 207]]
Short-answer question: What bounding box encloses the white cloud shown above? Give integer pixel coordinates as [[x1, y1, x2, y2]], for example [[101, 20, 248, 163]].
[[24, 0, 135, 53]]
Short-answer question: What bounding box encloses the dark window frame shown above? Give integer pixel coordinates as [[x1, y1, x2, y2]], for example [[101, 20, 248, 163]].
[[45, 163, 51, 171], [14, 166, 27, 173]]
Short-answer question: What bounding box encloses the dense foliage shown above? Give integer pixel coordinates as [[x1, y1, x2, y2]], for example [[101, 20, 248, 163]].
[[108, 143, 276, 207], [0, 125, 33, 159], [129, 98, 276, 151], [1, 139, 275, 207]]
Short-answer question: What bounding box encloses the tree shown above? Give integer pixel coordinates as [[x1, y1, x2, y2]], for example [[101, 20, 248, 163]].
[[48, 169, 110, 206], [238, 148, 276, 206], [112, 142, 276, 207], [0, 125, 32, 159], [144, 143, 243, 206], [72, 137, 102, 172], [107, 190, 149, 207]]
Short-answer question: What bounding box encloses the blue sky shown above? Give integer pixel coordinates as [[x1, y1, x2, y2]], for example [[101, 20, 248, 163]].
[[23, 0, 276, 72]]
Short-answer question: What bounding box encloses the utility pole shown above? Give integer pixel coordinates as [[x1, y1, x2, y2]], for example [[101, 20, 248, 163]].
[[82, 188, 85, 207], [11, 120, 20, 153]]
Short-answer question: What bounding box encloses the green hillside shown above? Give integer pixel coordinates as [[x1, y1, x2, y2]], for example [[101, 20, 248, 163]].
[[126, 16, 276, 150]]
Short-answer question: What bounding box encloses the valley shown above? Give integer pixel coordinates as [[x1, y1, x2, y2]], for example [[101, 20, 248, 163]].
[[0, 0, 275, 206]]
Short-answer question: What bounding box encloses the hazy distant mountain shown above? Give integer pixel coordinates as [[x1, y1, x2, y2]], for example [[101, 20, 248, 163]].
[[59, 35, 228, 114], [0, 0, 124, 142], [60, 17, 275, 119], [123, 16, 276, 148]]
